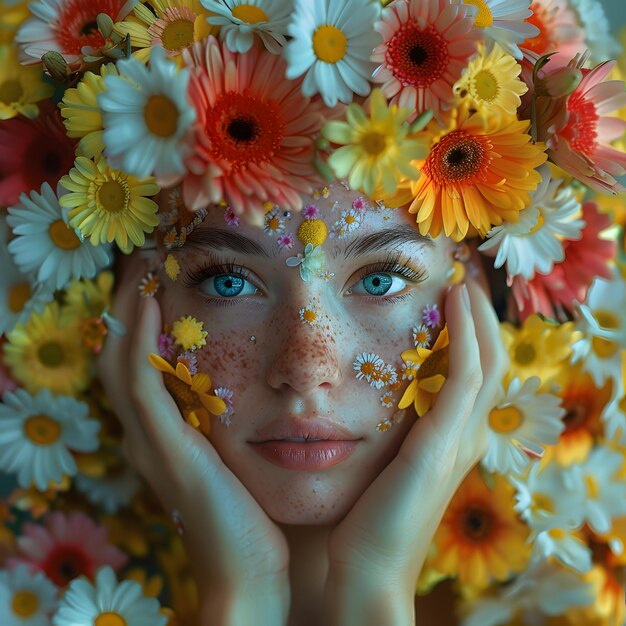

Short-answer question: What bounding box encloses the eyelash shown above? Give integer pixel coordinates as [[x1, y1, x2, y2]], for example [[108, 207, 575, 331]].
[[181, 251, 428, 307]]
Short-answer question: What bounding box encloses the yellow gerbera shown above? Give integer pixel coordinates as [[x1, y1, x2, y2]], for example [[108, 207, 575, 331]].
[[398, 325, 449, 417], [3, 302, 90, 395], [59, 156, 160, 254], [322, 88, 430, 196], [148, 354, 226, 436], [63, 272, 114, 319], [0, 44, 53, 119], [428, 467, 531, 590]]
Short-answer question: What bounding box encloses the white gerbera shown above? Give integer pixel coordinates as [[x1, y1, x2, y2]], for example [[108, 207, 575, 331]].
[[52, 566, 167, 626], [455, 0, 540, 59], [202, 0, 292, 54], [0, 388, 100, 490], [482, 376, 564, 475], [479, 168, 585, 280], [6, 183, 112, 291], [0, 565, 58, 626], [284, 0, 382, 107], [98, 45, 196, 179]]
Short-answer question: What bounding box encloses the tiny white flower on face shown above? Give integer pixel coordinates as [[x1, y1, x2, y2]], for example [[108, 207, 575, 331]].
[[0, 565, 58, 626], [331, 209, 364, 239], [380, 390, 395, 408], [299, 304, 319, 325], [215, 387, 235, 426], [412, 324, 431, 349], [264, 207, 286, 236], [370, 362, 398, 389], [353, 352, 384, 384]]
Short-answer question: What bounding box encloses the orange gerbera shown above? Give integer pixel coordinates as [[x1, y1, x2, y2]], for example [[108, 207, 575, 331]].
[[429, 467, 531, 590], [407, 110, 547, 241], [148, 353, 226, 436]]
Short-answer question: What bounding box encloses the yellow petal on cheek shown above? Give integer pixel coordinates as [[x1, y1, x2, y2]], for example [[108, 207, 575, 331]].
[[420, 374, 446, 393], [398, 379, 418, 410]]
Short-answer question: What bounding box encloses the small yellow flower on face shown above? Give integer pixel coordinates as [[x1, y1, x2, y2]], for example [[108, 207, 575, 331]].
[[164, 254, 181, 281], [171, 316, 207, 351], [297, 218, 328, 246], [299, 306, 318, 325]]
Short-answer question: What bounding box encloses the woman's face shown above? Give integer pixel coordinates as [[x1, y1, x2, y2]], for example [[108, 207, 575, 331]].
[[155, 184, 454, 525]]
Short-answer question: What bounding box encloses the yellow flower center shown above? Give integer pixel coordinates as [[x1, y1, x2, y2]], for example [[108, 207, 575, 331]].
[[231, 4, 269, 24], [548, 528, 566, 540], [49, 220, 81, 250], [161, 19, 195, 51], [585, 474, 599, 500], [531, 491, 554, 514], [298, 219, 328, 246], [12, 591, 39, 617], [267, 217, 281, 231], [361, 131, 387, 156], [461, 504, 493, 540], [303, 309, 317, 322], [144, 95, 179, 138], [360, 362, 376, 376], [164, 373, 200, 417], [8, 282, 31, 313], [464, 0, 494, 28], [97, 179, 129, 213], [95, 613, 128, 626], [37, 341, 65, 367], [591, 309, 620, 358], [473, 69, 499, 102], [0, 79, 23, 104], [514, 341, 535, 365], [24, 414, 61, 446], [345, 214, 357, 224], [415, 331, 429, 345], [312, 25, 347, 63], [488, 406, 523, 433], [526, 210, 545, 236]]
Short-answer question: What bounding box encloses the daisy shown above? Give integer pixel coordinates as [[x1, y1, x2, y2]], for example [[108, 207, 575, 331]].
[[15, 0, 136, 67], [482, 376, 564, 475], [182, 37, 326, 218], [421, 303, 440, 328], [331, 208, 364, 238], [380, 390, 395, 408], [148, 353, 226, 435], [479, 167, 585, 280], [0, 388, 100, 491], [371, 0, 480, 118], [0, 101, 75, 208], [59, 156, 160, 254], [532, 524, 592, 573], [214, 386, 234, 426], [263, 208, 286, 236], [203, 0, 292, 54], [98, 45, 196, 179], [9, 512, 127, 587], [74, 466, 141, 514], [353, 352, 384, 384], [371, 361, 398, 389], [176, 350, 198, 374], [138, 272, 160, 298], [171, 315, 207, 351], [3, 302, 90, 396], [411, 324, 430, 349], [284, 0, 381, 107], [299, 305, 319, 325], [52, 566, 166, 626], [0, 565, 58, 626], [408, 109, 547, 241]]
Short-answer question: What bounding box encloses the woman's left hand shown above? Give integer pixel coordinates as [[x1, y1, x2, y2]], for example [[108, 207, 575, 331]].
[[323, 277, 508, 626]]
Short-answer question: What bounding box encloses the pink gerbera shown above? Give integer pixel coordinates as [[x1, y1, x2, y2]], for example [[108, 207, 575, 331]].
[[371, 0, 480, 118], [181, 37, 327, 220], [536, 53, 626, 194], [511, 202, 616, 321], [8, 511, 127, 587], [15, 0, 136, 67], [0, 101, 75, 207]]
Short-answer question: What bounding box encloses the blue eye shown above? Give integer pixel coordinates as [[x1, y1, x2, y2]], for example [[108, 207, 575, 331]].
[[363, 273, 393, 295], [203, 274, 258, 298]]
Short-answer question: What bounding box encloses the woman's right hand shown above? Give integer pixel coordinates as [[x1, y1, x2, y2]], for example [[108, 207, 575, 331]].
[[98, 255, 290, 626]]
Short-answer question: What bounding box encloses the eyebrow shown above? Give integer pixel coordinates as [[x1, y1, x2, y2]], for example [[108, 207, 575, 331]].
[[181, 228, 273, 257], [337, 224, 434, 259]]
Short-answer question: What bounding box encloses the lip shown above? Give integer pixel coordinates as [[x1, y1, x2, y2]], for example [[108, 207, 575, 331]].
[[249, 440, 359, 470], [249, 416, 361, 443]]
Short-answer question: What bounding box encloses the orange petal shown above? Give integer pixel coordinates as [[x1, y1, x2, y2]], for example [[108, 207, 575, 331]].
[[148, 353, 175, 375], [191, 373, 212, 393], [398, 380, 418, 410], [432, 326, 449, 350], [175, 362, 193, 385], [185, 410, 201, 429], [419, 374, 446, 394], [414, 389, 431, 417], [200, 394, 227, 416]]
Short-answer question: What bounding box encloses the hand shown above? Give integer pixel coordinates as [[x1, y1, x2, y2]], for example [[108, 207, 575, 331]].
[[323, 278, 508, 626], [98, 256, 290, 626]]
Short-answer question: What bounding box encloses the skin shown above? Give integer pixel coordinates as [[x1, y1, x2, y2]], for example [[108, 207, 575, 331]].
[[99, 183, 508, 626]]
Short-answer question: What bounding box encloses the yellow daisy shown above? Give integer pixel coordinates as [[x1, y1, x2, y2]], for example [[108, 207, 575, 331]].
[[59, 156, 160, 254], [171, 316, 207, 351], [398, 325, 449, 417], [63, 272, 114, 319], [0, 1, 29, 45], [3, 302, 90, 396], [148, 354, 226, 436], [0, 44, 53, 119]]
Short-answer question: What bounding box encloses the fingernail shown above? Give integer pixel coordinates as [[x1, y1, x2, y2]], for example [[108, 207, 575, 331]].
[[461, 284, 471, 309]]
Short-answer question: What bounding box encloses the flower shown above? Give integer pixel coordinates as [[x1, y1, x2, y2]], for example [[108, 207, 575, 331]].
[[10, 512, 127, 587], [203, 0, 292, 54], [353, 352, 384, 384], [7, 183, 111, 291], [214, 386, 234, 426], [428, 468, 531, 589], [0, 388, 100, 490], [148, 353, 226, 435], [302, 204, 320, 219], [59, 156, 160, 254], [223, 206, 241, 227], [158, 332, 175, 359], [3, 302, 90, 396], [171, 315, 207, 351], [15, 0, 136, 66], [284, 0, 381, 107], [330, 209, 364, 238], [74, 466, 141, 514], [98, 45, 196, 179], [371, 0, 480, 118], [568, 0, 621, 64], [276, 233, 295, 249], [0, 101, 75, 207], [0, 565, 58, 626], [63, 272, 113, 319], [0, 2, 30, 46], [479, 167, 585, 280], [0, 43, 53, 120], [407, 110, 547, 241], [176, 350, 198, 374], [482, 376, 565, 475], [263, 207, 286, 236], [371, 361, 398, 389], [322, 89, 428, 195], [422, 303, 441, 328], [138, 272, 160, 298], [163, 254, 181, 281], [411, 324, 430, 349], [182, 36, 326, 218], [398, 325, 449, 417], [299, 305, 319, 325]]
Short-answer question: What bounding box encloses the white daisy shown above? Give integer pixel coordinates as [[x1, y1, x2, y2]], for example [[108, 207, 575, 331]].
[[455, 0, 540, 60], [532, 524, 592, 574], [203, 0, 292, 54], [299, 305, 319, 325], [371, 361, 398, 389], [52, 566, 167, 626], [0, 388, 100, 491], [330, 209, 364, 239], [98, 45, 196, 179], [482, 376, 565, 475], [380, 390, 395, 408], [353, 352, 384, 383], [214, 387, 235, 426], [411, 324, 430, 349], [478, 168, 585, 280], [284, 0, 382, 107], [6, 183, 112, 291], [264, 207, 286, 236], [0, 565, 58, 626], [74, 466, 141, 514]]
